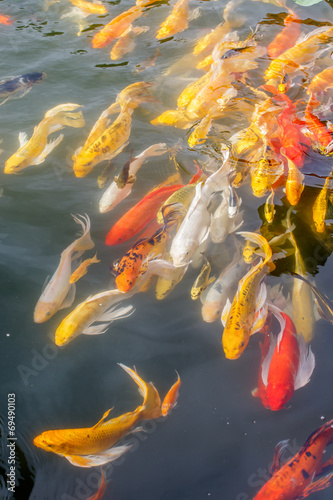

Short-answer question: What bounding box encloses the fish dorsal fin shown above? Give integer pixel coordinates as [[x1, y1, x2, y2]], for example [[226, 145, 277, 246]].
[[92, 408, 113, 429], [261, 332, 276, 387], [270, 439, 290, 475], [18, 132, 29, 148], [294, 335, 315, 390]]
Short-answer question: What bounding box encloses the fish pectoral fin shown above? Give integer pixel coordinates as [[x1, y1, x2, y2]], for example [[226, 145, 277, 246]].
[[82, 322, 111, 336], [92, 408, 114, 429], [99, 304, 135, 323], [297, 473, 333, 500], [293, 334, 315, 390], [270, 439, 290, 475], [18, 132, 29, 148], [32, 134, 64, 165], [221, 298, 232, 327], [251, 387, 259, 398], [59, 284, 76, 310], [64, 444, 133, 468]]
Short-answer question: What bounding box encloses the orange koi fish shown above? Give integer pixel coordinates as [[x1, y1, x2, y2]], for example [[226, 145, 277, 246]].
[[114, 204, 184, 292], [304, 106, 333, 154], [69, 253, 100, 283], [253, 305, 315, 411], [68, 0, 108, 15], [105, 166, 200, 246], [254, 419, 333, 499], [92, 5, 144, 48], [267, 12, 301, 59], [307, 66, 333, 107], [156, 0, 190, 40], [281, 149, 304, 206], [0, 14, 12, 25]]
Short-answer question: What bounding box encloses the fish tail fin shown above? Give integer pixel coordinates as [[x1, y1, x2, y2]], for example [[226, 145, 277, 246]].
[[44, 103, 83, 118], [162, 203, 186, 229], [118, 364, 162, 419], [71, 213, 95, 252], [118, 82, 155, 109], [237, 231, 273, 267], [161, 371, 181, 417], [189, 160, 203, 184]]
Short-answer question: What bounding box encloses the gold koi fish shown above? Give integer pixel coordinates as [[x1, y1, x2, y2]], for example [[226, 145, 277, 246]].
[[222, 232, 274, 359], [156, 0, 190, 40], [69, 254, 100, 283], [191, 254, 215, 300], [5, 103, 85, 174], [312, 175, 331, 233]]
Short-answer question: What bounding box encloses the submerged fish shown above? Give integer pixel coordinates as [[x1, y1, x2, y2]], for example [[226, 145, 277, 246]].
[[69, 254, 100, 283], [254, 419, 333, 499], [190, 254, 215, 300], [5, 103, 85, 174], [33, 364, 179, 467], [0, 72, 46, 106], [253, 305, 315, 411], [34, 214, 94, 323]]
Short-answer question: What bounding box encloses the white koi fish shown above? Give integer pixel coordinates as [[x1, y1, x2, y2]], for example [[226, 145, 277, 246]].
[[34, 214, 94, 323], [99, 143, 168, 213]]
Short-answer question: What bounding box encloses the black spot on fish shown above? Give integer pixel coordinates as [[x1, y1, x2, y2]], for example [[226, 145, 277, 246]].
[[301, 469, 310, 480], [305, 451, 312, 457]]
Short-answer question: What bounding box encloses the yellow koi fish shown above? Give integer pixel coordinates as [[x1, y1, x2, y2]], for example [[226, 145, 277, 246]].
[[72, 82, 153, 177], [5, 103, 85, 174], [55, 288, 135, 346], [285, 209, 316, 343], [191, 254, 215, 300], [312, 175, 331, 233], [281, 149, 304, 206], [69, 254, 100, 283], [34, 214, 95, 323], [222, 232, 275, 359], [110, 25, 149, 61], [156, 0, 190, 40], [68, 0, 107, 15], [33, 364, 163, 467]]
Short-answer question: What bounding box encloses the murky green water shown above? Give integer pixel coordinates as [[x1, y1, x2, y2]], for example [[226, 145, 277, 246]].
[[1, 0, 333, 499]]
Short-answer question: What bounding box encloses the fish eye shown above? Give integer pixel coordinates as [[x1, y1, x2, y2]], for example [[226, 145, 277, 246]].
[[45, 311, 51, 316]]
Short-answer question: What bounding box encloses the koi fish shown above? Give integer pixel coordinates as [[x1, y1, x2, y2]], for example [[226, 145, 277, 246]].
[[55, 289, 135, 346], [156, 0, 190, 40], [86, 469, 108, 500], [105, 167, 199, 246], [110, 25, 149, 61], [264, 189, 276, 224], [34, 214, 94, 323], [307, 66, 333, 107], [33, 364, 163, 467], [284, 209, 316, 343], [267, 12, 301, 59], [254, 419, 333, 499], [72, 82, 153, 177], [280, 149, 304, 207], [68, 0, 108, 15], [170, 150, 231, 266], [210, 190, 244, 244], [5, 103, 85, 174], [222, 231, 275, 360], [0, 72, 46, 106], [99, 143, 168, 213], [91, 5, 144, 49], [0, 14, 12, 25], [190, 254, 215, 300], [312, 175, 331, 233], [201, 239, 249, 323], [69, 254, 100, 283], [155, 252, 188, 300], [253, 305, 315, 411], [114, 204, 184, 292], [290, 272, 333, 326]]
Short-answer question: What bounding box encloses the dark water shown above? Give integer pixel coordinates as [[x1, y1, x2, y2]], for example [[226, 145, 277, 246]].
[[0, 0, 333, 499]]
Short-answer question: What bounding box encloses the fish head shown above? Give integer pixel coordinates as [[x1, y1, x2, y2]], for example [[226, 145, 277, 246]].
[[24, 72, 47, 84], [222, 329, 249, 360], [115, 271, 136, 293], [201, 302, 222, 323], [33, 430, 68, 454], [72, 150, 100, 178], [170, 239, 195, 267], [33, 301, 58, 323], [265, 383, 293, 411], [4, 155, 28, 174], [55, 321, 76, 347]]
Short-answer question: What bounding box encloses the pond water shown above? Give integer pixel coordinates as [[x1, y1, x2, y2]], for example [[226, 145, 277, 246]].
[[0, 0, 333, 499]]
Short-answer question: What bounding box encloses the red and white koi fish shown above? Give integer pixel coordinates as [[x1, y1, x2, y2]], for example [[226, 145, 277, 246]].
[[253, 305, 315, 411]]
